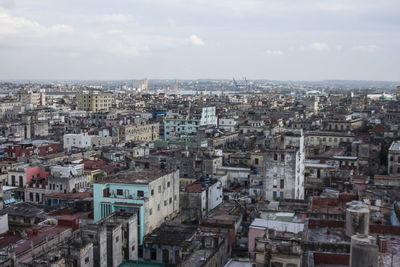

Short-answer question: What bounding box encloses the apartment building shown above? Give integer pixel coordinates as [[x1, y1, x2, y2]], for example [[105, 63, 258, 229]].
[[77, 90, 113, 112], [93, 168, 180, 246]]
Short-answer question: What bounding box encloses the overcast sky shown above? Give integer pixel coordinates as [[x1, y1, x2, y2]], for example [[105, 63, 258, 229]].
[[0, 0, 399, 81]]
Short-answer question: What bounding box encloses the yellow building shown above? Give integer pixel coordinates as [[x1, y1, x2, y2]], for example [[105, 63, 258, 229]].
[[76, 90, 113, 112]]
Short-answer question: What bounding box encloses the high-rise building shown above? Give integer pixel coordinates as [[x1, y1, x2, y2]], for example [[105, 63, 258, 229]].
[[133, 79, 148, 92], [76, 90, 113, 112]]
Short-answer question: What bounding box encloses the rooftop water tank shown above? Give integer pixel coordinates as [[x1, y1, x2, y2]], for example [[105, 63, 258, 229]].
[[346, 202, 370, 237], [350, 235, 378, 267]]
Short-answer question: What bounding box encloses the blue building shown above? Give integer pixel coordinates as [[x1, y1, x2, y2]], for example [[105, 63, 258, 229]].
[[164, 106, 217, 140], [93, 168, 180, 246]]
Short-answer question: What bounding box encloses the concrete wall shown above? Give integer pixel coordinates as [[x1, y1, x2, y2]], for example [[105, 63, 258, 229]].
[[0, 214, 8, 234], [207, 181, 223, 213]]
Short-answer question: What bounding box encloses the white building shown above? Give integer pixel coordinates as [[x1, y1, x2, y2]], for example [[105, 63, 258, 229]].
[[47, 164, 89, 193], [63, 133, 112, 150], [218, 118, 237, 132], [389, 141, 400, 176], [263, 132, 305, 200], [63, 133, 91, 150]]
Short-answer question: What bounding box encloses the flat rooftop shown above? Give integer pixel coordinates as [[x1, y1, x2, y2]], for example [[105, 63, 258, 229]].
[[144, 224, 197, 246], [96, 168, 177, 185], [389, 141, 400, 151], [307, 226, 347, 243]]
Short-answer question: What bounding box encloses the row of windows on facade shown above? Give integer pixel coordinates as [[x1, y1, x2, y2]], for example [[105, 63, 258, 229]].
[[149, 195, 177, 216], [309, 137, 351, 142], [273, 191, 284, 199], [10, 175, 24, 186], [389, 167, 400, 174], [29, 192, 43, 202], [273, 154, 286, 162], [48, 181, 87, 191], [272, 179, 285, 189], [103, 181, 173, 198], [389, 156, 400, 163]]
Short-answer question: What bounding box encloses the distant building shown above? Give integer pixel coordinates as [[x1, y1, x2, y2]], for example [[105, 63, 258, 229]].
[[397, 85, 400, 101], [164, 107, 217, 140], [118, 123, 159, 142], [76, 90, 113, 112], [218, 118, 237, 132], [388, 141, 400, 176], [63, 133, 112, 150], [63, 133, 92, 150], [16, 87, 46, 108], [133, 79, 148, 91]]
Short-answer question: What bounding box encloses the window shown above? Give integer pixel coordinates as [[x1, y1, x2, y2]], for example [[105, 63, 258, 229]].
[[255, 158, 259, 165], [164, 200, 167, 206], [169, 197, 172, 204], [280, 179, 284, 189], [167, 181, 170, 187], [158, 185, 161, 193], [274, 153, 277, 161], [151, 189, 154, 196], [158, 204, 160, 211], [273, 178, 277, 188], [280, 192, 284, 199], [103, 188, 109, 197], [281, 154, 284, 162], [273, 191, 277, 199], [132, 245, 135, 252], [137, 190, 144, 197], [149, 208, 152, 215], [117, 189, 123, 195], [174, 195, 177, 200], [116, 236, 119, 242], [151, 248, 157, 260], [85, 257, 89, 264]]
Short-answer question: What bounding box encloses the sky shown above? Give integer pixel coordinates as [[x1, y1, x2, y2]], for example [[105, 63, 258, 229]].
[[0, 0, 399, 81]]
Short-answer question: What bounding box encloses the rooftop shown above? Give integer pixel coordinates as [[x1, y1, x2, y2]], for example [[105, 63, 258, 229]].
[[389, 141, 400, 151], [0, 202, 46, 218], [97, 168, 177, 185], [144, 224, 197, 246]]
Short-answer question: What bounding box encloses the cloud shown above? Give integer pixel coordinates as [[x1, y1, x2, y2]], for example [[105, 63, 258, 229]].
[[51, 24, 74, 33], [335, 45, 343, 51], [352, 45, 378, 53], [0, 0, 15, 9], [0, 11, 73, 37], [310, 42, 329, 51], [189, 34, 205, 46], [100, 14, 133, 23], [265, 49, 283, 55]]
